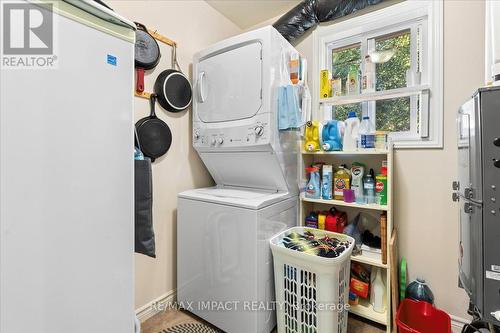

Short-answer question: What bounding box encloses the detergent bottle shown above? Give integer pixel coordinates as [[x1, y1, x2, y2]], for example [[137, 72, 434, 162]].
[[304, 121, 321, 152], [351, 162, 365, 204], [322, 120, 344, 151], [343, 112, 360, 151], [334, 165, 351, 200], [305, 167, 321, 199]]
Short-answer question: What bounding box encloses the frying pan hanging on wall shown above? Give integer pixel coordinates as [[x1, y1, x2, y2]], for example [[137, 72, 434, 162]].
[[154, 45, 192, 112], [135, 22, 161, 93], [135, 94, 172, 162]]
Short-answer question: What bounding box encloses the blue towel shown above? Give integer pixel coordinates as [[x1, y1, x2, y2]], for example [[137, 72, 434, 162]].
[[278, 85, 302, 130]]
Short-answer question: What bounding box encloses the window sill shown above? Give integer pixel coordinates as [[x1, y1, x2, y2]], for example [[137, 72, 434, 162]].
[[391, 137, 443, 149]]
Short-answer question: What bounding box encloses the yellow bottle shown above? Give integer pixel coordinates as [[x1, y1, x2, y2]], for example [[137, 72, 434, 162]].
[[320, 70, 331, 98], [318, 211, 326, 230], [334, 166, 351, 200], [304, 121, 321, 152]]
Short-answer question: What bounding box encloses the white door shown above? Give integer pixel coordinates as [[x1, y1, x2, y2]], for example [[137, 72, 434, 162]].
[[196, 42, 263, 123], [0, 6, 134, 333]]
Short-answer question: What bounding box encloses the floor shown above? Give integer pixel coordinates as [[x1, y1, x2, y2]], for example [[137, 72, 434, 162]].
[[141, 308, 386, 333]]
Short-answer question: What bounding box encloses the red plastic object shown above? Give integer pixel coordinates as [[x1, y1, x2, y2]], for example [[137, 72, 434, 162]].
[[396, 299, 451, 333], [136, 68, 145, 92]]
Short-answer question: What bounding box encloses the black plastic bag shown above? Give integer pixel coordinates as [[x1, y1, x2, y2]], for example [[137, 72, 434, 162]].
[[135, 158, 156, 258], [273, 0, 384, 44]]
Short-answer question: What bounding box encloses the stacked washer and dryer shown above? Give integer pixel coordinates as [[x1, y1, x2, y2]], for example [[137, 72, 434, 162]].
[[177, 26, 301, 333]]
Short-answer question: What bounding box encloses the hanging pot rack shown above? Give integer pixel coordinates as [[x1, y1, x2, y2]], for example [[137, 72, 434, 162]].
[[134, 28, 177, 100]]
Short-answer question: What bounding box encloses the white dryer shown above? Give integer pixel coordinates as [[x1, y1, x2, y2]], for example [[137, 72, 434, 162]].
[[177, 26, 300, 333]]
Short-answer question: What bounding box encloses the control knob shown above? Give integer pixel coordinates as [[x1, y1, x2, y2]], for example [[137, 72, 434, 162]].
[[254, 125, 264, 137], [194, 131, 200, 140], [494, 138, 500, 147], [211, 138, 216, 146], [217, 137, 224, 145]]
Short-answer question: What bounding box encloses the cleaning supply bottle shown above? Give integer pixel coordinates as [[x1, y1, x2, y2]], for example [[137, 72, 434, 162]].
[[375, 174, 388, 205], [363, 168, 376, 204], [359, 116, 375, 149], [347, 64, 360, 95], [321, 165, 333, 200], [304, 121, 321, 152], [371, 267, 386, 313], [343, 112, 360, 151], [334, 165, 350, 200], [351, 163, 365, 204], [322, 120, 344, 151], [304, 211, 318, 228], [318, 211, 327, 230], [305, 167, 321, 199], [406, 278, 434, 304], [362, 55, 375, 93]]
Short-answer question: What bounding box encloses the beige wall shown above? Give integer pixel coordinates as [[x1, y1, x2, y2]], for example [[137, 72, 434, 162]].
[[272, 0, 485, 320], [111, 0, 484, 320], [108, 0, 242, 309]]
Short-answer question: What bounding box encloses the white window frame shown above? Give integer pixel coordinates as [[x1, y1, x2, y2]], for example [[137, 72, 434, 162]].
[[312, 0, 443, 148]]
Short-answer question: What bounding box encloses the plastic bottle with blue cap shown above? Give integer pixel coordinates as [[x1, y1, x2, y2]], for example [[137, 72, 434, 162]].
[[343, 111, 360, 151]]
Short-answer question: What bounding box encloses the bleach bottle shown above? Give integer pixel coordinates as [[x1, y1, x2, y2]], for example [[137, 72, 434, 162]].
[[322, 120, 344, 151], [359, 116, 375, 149], [343, 112, 360, 151]]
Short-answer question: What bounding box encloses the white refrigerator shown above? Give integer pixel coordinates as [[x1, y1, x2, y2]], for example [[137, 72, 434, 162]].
[[0, 1, 135, 332]]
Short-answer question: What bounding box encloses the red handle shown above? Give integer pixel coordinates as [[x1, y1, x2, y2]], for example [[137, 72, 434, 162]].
[[136, 68, 145, 93]]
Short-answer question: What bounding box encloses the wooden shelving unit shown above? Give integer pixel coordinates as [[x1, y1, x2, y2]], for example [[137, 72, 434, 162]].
[[299, 144, 394, 333]]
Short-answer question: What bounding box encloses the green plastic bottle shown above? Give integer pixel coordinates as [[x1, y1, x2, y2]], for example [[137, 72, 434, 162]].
[[347, 64, 360, 95]]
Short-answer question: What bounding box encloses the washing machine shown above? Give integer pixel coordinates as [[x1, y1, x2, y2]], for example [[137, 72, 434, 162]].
[[178, 188, 296, 333], [177, 26, 301, 333]]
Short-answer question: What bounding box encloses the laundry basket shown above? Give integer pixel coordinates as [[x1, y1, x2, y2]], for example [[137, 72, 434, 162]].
[[270, 227, 354, 333]]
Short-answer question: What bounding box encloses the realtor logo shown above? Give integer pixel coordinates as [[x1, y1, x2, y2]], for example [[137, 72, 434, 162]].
[[1, 1, 58, 68]]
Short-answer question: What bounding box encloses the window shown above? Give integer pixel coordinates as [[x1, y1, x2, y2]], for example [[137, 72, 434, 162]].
[[313, 1, 443, 148]]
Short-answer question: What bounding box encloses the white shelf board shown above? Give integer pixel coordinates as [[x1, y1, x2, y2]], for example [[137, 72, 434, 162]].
[[349, 298, 388, 325], [301, 195, 389, 212], [302, 149, 389, 155], [320, 85, 430, 106], [351, 253, 387, 268]]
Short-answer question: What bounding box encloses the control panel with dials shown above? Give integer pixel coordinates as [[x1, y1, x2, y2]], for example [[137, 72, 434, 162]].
[[193, 121, 270, 149]]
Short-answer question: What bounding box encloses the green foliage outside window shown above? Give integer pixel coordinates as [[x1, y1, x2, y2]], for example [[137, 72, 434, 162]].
[[332, 45, 362, 121], [375, 31, 411, 132], [330, 31, 412, 132]]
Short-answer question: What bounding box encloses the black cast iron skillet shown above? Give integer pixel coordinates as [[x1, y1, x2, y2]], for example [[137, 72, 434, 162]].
[[135, 94, 172, 162], [135, 22, 161, 93], [154, 46, 192, 112]]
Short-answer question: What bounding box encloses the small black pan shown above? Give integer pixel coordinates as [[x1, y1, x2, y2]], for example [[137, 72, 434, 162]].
[[154, 45, 192, 112], [135, 22, 161, 93], [135, 94, 172, 162]]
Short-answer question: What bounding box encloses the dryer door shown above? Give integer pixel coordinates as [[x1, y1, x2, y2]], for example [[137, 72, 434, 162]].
[[196, 42, 263, 123]]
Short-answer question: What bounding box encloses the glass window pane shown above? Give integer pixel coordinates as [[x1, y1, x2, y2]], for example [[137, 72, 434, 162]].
[[333, 103, 362, 122], [332, 43, 361, 95], [375, 30, 411, 91], [376, 97, 411, 132]]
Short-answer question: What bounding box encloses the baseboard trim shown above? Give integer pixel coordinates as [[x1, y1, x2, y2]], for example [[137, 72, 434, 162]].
[[135, 289, 177, 323], [451, 314, 469, 333]]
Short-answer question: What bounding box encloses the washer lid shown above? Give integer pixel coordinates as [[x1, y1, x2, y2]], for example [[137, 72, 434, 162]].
[[178, 187, 291, 210]]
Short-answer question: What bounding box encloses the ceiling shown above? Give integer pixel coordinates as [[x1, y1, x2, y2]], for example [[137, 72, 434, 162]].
[[205, 0, 301, 30]]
